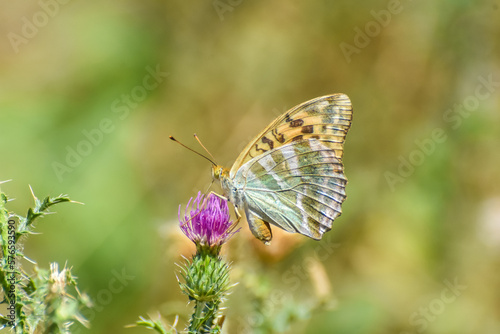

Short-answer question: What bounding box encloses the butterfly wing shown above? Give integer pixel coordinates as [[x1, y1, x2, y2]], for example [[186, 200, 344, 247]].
[[234, 139, 348, 239], [229, 94, 353, 179]]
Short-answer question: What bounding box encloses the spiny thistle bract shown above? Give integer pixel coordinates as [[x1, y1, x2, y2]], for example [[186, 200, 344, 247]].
[[135, 192, 238, 334], [0, 184, 91, 333]]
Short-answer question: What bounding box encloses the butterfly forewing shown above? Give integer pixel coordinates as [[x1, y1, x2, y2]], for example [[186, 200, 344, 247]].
[[229, 94, 352, 178]]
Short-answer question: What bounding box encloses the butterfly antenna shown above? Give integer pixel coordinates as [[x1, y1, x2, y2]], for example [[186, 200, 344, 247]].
[[194, 134, 217, 164], [169, 136, 217, 166]]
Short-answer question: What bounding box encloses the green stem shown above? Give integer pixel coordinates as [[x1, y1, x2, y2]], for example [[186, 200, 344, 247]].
[[188, 300, 205, 333], [202, 300, 220, 333], [188, 300, 220, 334]]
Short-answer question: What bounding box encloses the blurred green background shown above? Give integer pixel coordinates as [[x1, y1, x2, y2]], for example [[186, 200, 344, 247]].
[[1, 1, 499, 333]]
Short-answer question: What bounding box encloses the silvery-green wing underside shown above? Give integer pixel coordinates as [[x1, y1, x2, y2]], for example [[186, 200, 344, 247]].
[[235, 139, 348, 240]]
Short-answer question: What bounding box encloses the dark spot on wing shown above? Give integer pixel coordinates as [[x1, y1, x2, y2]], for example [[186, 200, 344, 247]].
[[289, 119, 304, 127], [261, 136, 274, 149], [272, 128, 285, 143], [301, 125, 314, 133], [292, 135, 303, 141], [255, 144, 267, 153]]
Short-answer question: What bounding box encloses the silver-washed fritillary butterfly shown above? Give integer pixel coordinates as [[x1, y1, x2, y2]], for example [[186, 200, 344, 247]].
[[211, 94, 353, 245]]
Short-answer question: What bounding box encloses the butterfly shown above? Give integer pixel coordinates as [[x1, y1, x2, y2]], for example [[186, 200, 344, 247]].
[[211, 94, 353, 245]]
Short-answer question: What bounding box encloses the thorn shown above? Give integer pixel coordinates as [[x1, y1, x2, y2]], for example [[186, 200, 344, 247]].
[[29, 185, 36, 199], [173, 314, 179, 327], [23, 255, 37, 265]]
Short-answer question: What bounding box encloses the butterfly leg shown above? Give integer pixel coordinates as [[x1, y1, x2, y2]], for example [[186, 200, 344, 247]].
[[245, 211, 273, 246], [208, 191, 228, 202]]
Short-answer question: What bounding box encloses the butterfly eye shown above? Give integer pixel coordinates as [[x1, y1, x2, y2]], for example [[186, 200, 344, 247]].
[[211, 165, 221, 180]]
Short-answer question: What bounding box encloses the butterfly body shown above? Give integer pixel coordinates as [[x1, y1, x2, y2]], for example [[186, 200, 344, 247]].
[[212, 94, 353, 244]]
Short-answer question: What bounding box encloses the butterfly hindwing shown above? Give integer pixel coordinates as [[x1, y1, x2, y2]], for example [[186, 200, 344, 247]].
[[229, 94, 352, 178], [235, 139, 347, 240]]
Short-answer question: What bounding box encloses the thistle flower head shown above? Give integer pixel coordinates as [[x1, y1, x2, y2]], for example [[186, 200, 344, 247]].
[[179, 192, 237, 254]]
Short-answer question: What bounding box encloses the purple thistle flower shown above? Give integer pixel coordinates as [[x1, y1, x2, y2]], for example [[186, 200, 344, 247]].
[[179, 192, 238, 253]]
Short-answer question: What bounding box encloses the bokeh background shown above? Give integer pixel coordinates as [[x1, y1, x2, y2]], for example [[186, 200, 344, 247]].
[[1, 1, 499, 333]]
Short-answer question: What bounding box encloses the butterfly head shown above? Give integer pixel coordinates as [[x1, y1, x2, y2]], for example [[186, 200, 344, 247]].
[[212, 164, 237, 204], [211, 165, 228, 181]]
